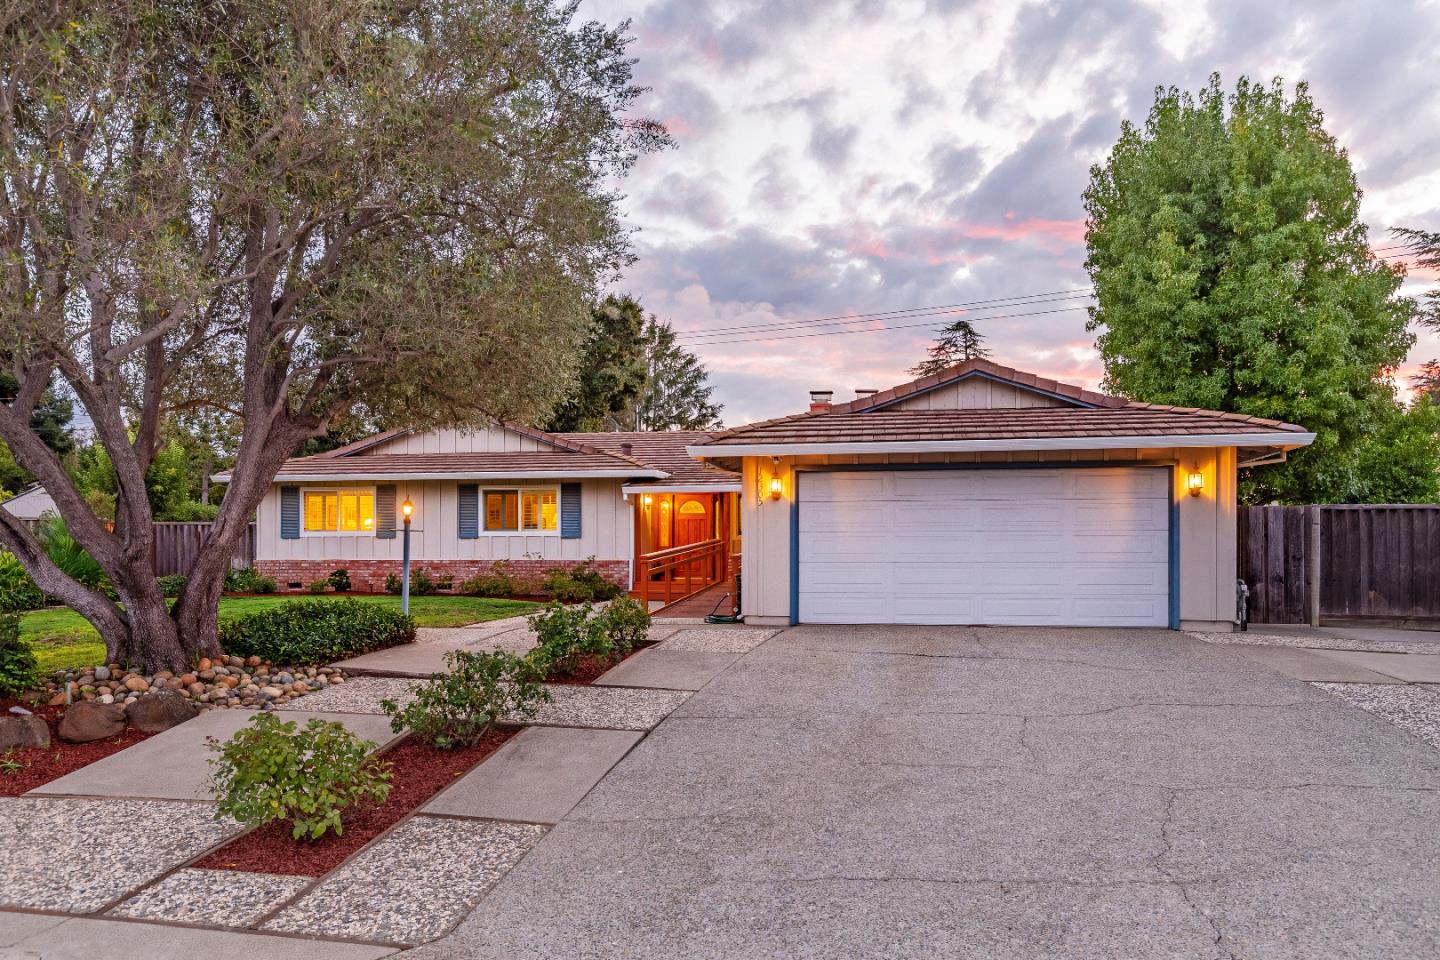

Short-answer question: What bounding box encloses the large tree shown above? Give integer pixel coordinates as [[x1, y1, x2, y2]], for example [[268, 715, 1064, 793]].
[[910, 318, 990, 377], [1084, 75, 1417, 503], [0, 0, 667, 670], [627, 317, 723, 431], [543, 294, 648, 431]]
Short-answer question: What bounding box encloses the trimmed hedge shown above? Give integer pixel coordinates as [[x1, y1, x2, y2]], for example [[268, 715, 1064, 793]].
[[0, 613, 39, 696], [219, 598, 416, 666]]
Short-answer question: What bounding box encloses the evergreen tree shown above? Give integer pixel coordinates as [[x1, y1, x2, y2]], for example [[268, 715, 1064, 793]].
[[628, 318, 724, 431], [1394, 228, 1440, 399], [910, 318, 990, 377], [544, 295, 649, 432]]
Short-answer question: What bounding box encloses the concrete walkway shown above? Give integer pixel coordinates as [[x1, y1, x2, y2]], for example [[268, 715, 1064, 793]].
[[0, 913, 396, 959], [408, 625, 1440, 960]]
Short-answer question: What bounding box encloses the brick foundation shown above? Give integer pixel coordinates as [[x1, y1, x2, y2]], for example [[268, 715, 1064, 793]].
[[254, 558, 630, 594]]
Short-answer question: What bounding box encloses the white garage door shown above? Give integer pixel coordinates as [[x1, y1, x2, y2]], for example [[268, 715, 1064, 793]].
[[796, 467, 1171, 627]]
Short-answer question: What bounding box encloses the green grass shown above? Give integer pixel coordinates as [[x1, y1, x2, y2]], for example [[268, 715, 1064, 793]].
[[21, 595, 539, 674]]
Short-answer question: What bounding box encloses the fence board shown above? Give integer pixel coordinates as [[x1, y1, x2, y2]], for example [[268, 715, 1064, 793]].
[[151, 522, 255, 577], [1242, 505, 1440, 623]]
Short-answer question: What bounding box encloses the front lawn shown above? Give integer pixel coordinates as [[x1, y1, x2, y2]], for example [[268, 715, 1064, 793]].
[[22, 595, 538, 674]]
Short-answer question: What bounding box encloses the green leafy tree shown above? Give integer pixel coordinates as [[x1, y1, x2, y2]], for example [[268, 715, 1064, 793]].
[[627, 317, 724, 431], [1346, 398, 1440, 503], [544, 295, 649, 431], [1084, 75, 1417, 503], [910, 318, 990, 377], [0, 0, 667, 671]]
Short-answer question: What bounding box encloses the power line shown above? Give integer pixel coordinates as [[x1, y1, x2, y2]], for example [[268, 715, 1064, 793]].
[[679, 291, 1096, 343], [691, 305, 1093, 348], [673, 287, 1094, 340]]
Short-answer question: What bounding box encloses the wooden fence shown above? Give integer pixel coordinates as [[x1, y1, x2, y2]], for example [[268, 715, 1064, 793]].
[[1239, 505, 1440, 624], [152, 521, 256, 577]]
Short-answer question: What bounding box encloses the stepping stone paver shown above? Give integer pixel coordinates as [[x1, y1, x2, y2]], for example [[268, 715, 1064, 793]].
[[262, 816, 545, 945], [109, 869, 310, 928], [1313, 650, 1440, 684], [0, 912, 396, 959], [0, 797, 238, 912], [593, 648, 741, 691], [422, 726, 643, 824], [1214, 645, 1404, 683], [29, 708, 400, 801]]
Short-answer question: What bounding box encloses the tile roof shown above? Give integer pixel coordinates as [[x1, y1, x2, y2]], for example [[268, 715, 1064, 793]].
[[557, 431, 739, 485], [272, 452, 660, 478], [700, 406, 1309, 446], [829, 358, 1127, 413]]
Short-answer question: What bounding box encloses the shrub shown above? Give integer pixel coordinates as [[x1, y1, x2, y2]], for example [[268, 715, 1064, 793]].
[[328, 569, 352, 593], [541, 558, 622, 602], [209, 712, 391, 840], [307, 580, 330, 594], [596, 596, 652, 652], [0, 553, 45, 613], [527, 602, 615, 676], [385, 567, 436, 596], [157, 574, 187, 597], [224, 566, 277, 594], [382, 650, 549, 750], [0, 614, 39, 697], [36, 515, 110, 595], [220, 598, 416, 666], [459, 560, 533, 598]]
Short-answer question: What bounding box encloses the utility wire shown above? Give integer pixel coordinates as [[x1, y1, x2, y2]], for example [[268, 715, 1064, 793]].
[[691, 305, 1093, 347]]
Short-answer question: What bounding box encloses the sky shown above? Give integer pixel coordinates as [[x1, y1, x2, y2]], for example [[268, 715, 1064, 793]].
[[583, 0, 1440, 425]]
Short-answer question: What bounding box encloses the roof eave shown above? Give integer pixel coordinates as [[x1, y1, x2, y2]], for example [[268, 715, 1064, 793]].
[[220, 469, 669, 483], [688, 433, 1315, 458]]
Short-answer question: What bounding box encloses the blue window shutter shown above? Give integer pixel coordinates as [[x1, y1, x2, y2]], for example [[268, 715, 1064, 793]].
[[375, 485, 397, 539], [560, 483, 581, 540], [280, 486, 300, 540], [458, 484, 479, 539]]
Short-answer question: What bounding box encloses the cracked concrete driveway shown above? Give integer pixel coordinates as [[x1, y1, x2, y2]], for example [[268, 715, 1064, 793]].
[[409, 626, 1440, 960]]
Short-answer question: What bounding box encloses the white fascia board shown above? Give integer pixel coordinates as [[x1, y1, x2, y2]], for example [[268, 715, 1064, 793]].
[[686, 433, 1315, 458], [621, 482, 742, 496], [258, 469, 668, 483]]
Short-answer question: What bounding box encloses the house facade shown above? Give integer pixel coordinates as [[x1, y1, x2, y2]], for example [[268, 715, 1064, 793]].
[[237, 359, 1313, 630]]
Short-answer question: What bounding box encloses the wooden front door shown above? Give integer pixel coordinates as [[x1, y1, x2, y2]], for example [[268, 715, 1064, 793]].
[[675, 496, 711, 546]]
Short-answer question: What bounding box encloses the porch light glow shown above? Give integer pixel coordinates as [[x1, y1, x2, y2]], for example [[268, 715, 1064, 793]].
[[401, 498, 414, 518], [768, 475, 783, 500], [1186, 470, 1204, 497], [642, 494, 653, 507]]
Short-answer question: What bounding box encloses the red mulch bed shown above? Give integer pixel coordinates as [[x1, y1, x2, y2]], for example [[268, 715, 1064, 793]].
[[543, 643, 653, 686], [194, 727, 516, 877], [0, 699, 156, 797]]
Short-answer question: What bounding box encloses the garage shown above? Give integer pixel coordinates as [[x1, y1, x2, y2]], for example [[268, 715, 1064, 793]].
[[795, 466, 1173, 627]]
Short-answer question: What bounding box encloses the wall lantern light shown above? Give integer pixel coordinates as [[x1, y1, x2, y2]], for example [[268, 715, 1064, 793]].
[[641, 494, 653, 507], [1186, 469, 1205, 498], [768, 475, 784, 501]]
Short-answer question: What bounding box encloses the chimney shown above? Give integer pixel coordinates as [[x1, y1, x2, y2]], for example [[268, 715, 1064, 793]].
[[854, 388, 878, 400], [809, 390, 834, 413], [619, 442, 633, 458]]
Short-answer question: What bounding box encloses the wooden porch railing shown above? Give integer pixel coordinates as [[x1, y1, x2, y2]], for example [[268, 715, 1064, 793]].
[[636, 537, 727, 608]]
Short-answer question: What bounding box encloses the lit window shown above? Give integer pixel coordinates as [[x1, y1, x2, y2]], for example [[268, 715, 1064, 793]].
[[484, 488, 558, 532], [303, 489, 375, 533]]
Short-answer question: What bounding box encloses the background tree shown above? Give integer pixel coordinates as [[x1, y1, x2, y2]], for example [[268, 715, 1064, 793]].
[[543, 295, 648, 431], [0, 0, 667, 670], [627, 317, 724, 431], [1395, 227, 1440, 399], [1084, 75, 1418, 503], [910, 318, 990, 377]]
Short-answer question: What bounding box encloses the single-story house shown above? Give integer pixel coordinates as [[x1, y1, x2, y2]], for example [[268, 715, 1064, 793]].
[[235, 359, 1314, 631]]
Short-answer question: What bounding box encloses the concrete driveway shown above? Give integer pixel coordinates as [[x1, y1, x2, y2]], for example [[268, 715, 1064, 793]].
[[411, 626, 1440, 960]]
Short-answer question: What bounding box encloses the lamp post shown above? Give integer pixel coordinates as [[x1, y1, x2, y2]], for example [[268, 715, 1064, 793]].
[[400, 498, 414, 615]]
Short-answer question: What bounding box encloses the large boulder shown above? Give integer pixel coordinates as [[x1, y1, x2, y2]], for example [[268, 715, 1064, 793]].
[[0, 715, 50, 751], [58, 702, 126, 743], [123, 690, 199, 733]]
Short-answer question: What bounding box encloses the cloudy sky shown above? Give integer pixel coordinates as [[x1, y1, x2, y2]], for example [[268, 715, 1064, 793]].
[[583, 0, 1440, 425]]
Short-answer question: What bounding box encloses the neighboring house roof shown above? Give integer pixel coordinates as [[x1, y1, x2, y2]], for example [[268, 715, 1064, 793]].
[[0, 484, 57, 521], [690, 359, 1314, 458]]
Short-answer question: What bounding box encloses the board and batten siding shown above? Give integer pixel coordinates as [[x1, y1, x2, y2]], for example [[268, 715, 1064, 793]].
[[741, 446, 1238, 629], [888, 378, 1070, 411], [255, 478, 631, 564]]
